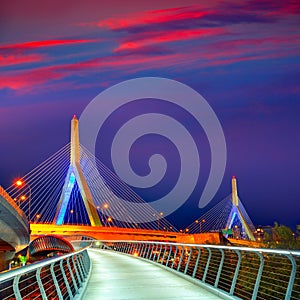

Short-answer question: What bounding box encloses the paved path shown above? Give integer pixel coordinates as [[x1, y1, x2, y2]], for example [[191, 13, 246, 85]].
[[83, 249, 223, 300]]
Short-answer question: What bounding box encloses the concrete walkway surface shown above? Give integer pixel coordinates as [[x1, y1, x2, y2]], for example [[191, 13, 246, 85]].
[[83, 249, 223, 300]]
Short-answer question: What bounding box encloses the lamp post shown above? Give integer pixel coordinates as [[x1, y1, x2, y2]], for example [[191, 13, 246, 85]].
[[100, 203, 109, 226], [157, 212, 163, 230], [107, 217, 112, 227], [195, 219, 206, 233], [15, 179, 32, 222]]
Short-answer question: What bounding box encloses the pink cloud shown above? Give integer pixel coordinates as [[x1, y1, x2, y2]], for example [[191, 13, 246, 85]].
[[0, 53, 44, 67], [0, 52, 187, 91], [115, 28, 225, 52], [0, 38, 98, 51], [0, 67, 65, 90], [97, 6, 209, 30]]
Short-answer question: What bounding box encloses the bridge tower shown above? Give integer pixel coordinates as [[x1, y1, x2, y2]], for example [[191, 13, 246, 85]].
[[225, 176, 255, 241], [53, 115, 102, 226]]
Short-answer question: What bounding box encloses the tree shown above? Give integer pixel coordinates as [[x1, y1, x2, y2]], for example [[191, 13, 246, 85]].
[[263, 222, 300, 250]]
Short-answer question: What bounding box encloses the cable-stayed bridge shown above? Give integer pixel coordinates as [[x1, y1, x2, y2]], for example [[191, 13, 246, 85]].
[[5, 116, 256, 245]]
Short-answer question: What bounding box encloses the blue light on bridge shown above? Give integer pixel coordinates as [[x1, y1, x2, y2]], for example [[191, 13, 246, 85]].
[[56, 172, 76, 225]]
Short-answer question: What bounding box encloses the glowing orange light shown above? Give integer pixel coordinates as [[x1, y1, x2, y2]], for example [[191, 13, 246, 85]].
[[20, 195, 26, 200], [133, 251, 139, 257], [70, 210, 74, 214], [36, 214, 40, 219], [107, 217, 112, 222], [15, 180, 23, 187], [103, 203, 109, 209]]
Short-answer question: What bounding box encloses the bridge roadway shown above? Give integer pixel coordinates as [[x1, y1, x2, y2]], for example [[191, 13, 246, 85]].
[[83, 249, 223, 300], [0, 186, 29, 271]]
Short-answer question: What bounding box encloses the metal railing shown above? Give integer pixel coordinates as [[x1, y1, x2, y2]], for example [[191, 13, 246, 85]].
[[0, 247, 90, 300], [94, 241, 300, 300]]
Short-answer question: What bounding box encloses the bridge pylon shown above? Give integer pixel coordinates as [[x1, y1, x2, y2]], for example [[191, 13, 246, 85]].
[[225, 176, 255, 241], [53, 115, 102, 226]]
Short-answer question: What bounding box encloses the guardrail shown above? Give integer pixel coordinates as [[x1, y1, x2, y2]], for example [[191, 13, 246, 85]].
[[0, 247, 90, 299], [94, 241, 300, 300]]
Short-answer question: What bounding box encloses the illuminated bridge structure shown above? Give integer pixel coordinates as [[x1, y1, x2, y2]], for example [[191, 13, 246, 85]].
[[5, 116, 257, 247]]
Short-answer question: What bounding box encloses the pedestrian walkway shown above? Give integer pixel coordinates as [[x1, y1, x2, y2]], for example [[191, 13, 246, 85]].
[[83, 249, 223, 300]]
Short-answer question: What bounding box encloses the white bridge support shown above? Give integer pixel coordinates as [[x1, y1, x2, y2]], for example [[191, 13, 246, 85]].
[[53, 116, 102, 226], [225, 176, 255, 241]]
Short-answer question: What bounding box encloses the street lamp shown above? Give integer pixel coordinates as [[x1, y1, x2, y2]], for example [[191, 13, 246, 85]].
[[200, 219, 206, 232], [157, 212, 163, 230], [195, 219, 206, 232], [107, 217, 112, 227], [101, 203, 109, 226], [35, 214, 41, 223], [15, 179, 32, 222]]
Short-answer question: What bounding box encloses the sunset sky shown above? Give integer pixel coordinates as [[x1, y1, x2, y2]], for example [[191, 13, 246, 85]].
[[1, 0, 299, 229]]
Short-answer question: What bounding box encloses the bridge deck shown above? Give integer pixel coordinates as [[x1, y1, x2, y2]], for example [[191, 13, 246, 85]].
[[84, 249, 222, 300]]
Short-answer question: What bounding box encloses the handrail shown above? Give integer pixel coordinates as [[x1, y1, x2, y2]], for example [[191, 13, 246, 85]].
[[0, 246, 91, 299], [94, 240, 300, 300]]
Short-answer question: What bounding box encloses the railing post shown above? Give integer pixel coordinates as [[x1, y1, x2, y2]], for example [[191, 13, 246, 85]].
[[13, 274, 22, 300], [171, 245, 178, 269], [285, 254, 297, 300], [67, 256, 78, 293], [166, 244, 172, 266], [177, 245, 185, 272], [184, 247, 192, 274], [202, 248, 212, 282], [146, 243, 152, 259], [78, 254, 87, 277], [60, 259, 73, 299], [124, 242, 129, 253], [157, 243, 163, 263], [50, 262, 64, 300], [36, 267, 48, 300], [161, 244, 167, 265], [151, 243, 158, 261], [192, 247, 201, 278], [76, 254, 85, 282], [251, 252, 264, 300], [72, 255, 82, 287], [141, 243, 146, 257], [214, 248, 225, 288], [230, 250, 242, 296]]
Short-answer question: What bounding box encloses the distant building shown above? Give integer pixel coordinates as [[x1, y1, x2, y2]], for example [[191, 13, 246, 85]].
[[254, 225, 274, 241]]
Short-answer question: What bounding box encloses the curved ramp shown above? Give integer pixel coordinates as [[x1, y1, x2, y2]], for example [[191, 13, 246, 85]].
[[0, 186, 29, 270], [0, 186, 29, 252], [84, 249, 223, 299]]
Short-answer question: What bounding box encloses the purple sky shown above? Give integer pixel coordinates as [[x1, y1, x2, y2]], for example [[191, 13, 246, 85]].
[[0, 0, 299, 229]]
